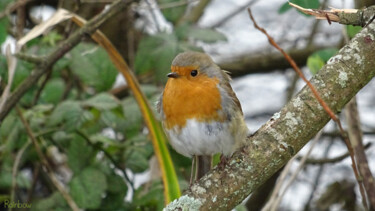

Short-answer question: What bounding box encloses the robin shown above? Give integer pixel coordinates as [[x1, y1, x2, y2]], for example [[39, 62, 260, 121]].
[[157, 51, 249, 180]]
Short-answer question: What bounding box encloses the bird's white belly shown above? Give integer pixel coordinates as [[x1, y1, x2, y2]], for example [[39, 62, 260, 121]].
[[165, 119, 234, 157]]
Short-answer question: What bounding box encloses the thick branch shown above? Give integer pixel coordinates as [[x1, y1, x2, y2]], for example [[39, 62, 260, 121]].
[[177, 0, 211, 24], [0, 0, 136, 123], [290, 3, 375, 26], [165, 21, 375, 211], [218, 45, 333, 77]]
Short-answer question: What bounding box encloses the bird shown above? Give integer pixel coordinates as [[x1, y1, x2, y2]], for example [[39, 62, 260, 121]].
[[157, 51, 249, 181]]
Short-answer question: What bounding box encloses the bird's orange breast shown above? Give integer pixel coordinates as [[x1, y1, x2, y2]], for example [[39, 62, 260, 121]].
[[162, 71, 224, 130]]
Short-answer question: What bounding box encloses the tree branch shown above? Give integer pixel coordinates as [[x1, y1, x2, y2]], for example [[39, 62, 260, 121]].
[[164, 19, 375, 211], [289, 3, 375, 26], [345, 98, 375, 209], [218, 45, 334, 77], [0, 0, 137, 123], [16, 107, 80, 211]]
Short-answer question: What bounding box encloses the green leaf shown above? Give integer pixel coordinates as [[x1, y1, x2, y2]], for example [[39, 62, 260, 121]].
[[122, 98, 143, 137], [67, 135, 95, 174], [135, 33, 179, 83], [0, 114, 18, 140], [70, 167, 107, 209], [141, 84, 159, 98], [101, 192, 127, 210], [0, 170, 31, 189], [41, 30, 63, 46], [70, 43, 117, 92], [278, 2, 292, 14], [307, 54, 325, 75], [48, 101, 92, 131], [124, 134, 153, 173], [159, 0, 187, 24], [40, 78, 65, 104], [83, 93, 119, 110], [107, 173, 127, 194], [31, 192, 68, 211], [347, 25, 362, 39], [314, 48, 338, 62], [307, 48, 338, 74], [133, 180, 165, 211], [12, 60, 33, 90], [279, 0, 320, 16]]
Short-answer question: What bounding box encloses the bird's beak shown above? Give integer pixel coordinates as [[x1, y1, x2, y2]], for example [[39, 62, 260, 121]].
[[167, 72, 179, 78]]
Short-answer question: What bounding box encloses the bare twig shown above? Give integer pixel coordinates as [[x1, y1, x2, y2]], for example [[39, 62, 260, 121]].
[[16, 107, 80, 211], [177, 0, 211, 25], [263, 131, 322, 211], [75, 129, 135, 192], [247, 8, 368, 210], [15, 52, 45, 64], [26, 163, 40, 203], [300, 142, 372, 165], [144, 0, 161, 32], [16, 1, 27, 39], [10, 140, 31, 211], [306, 0, 329, 46], [0, 45, 18, 114], [303, 139, 334, 211], [32, 68, 52, 106], [247, 8, 337, 122], [345, 98, 375, 209], [209, 0, 259, 28], [0, 0, 33, 20]]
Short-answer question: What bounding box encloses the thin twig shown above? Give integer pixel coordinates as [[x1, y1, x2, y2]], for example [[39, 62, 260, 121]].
[[0, 45, 18, 114], [16, 1, 27, 39], [306, 0, 329, 46], [209, 0, 259, 28], [32, 68, 52, 106], [177, 0, 211, 25], [16, 107, 80, 211], [303, 138, 334, 211], [26, 163, 40, 203], [10, 140, 31, 211], [247, 8, 366, 210], [75, 129, 135, 192], [145, 0, 161, 32], [263, 131, 322, 211], [300, 142, 372, 165], [0, 0, 33, 20], [345, 98, 375, 209], [15, 53, 45, 64]]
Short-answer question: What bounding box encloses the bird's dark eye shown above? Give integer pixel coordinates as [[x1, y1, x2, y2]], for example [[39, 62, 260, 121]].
[[190, 70, 198, 77]]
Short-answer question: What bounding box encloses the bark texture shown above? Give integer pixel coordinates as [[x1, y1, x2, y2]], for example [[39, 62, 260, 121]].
[[165, 21, 375, 211]]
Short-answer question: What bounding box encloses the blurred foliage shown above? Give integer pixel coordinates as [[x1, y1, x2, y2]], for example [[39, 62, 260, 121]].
[[0, 19, 7, 44], [307, 48, 338, 74], [159, 0, 187, 24], [0, 0, 226, 209], [135, 24, 226, 83], [347, 25, 362, 39]]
